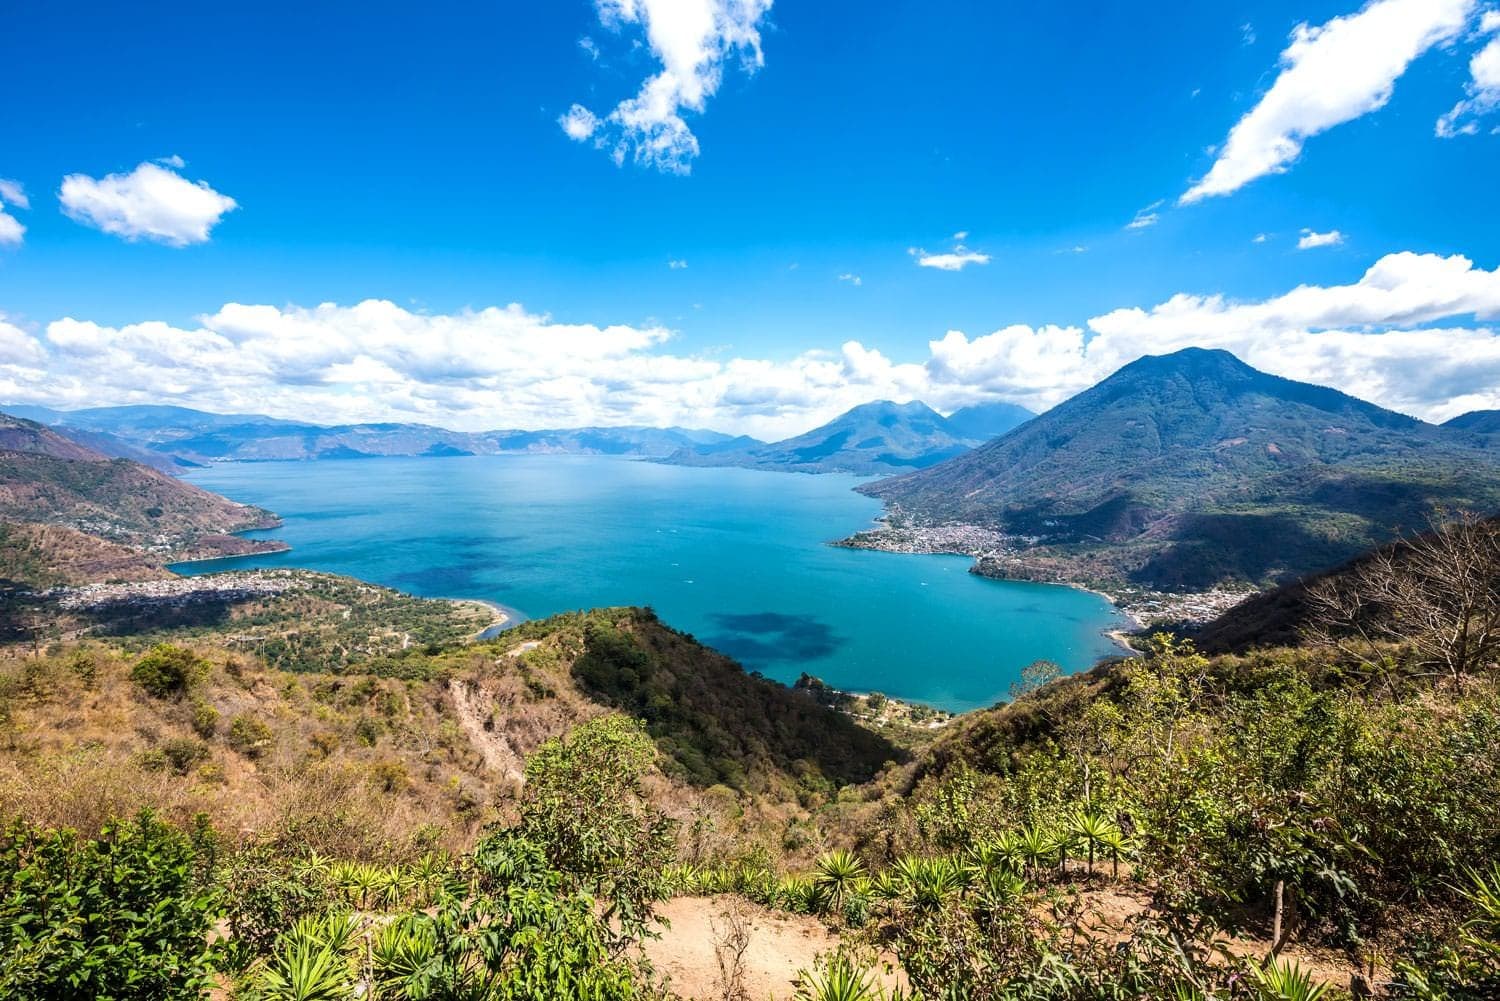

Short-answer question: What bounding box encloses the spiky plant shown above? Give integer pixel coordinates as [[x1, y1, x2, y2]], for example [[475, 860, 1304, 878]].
[[370, 914, 437, 999], [1067, 806, 1122, 877], [259, 915, 357, 1001], [795, 954, 884, 1001], [902, 857, 965, 911], [1253, 957, 1329, 1001], [1018, 824, 1056, 877], [814, 849, 868, 913]]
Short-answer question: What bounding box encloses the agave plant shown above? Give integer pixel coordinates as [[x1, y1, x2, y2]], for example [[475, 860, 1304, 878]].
[[1253, 957, 1329, 1001], [370, 914, 437, 999], [814, 849, 868, 912], [899, 856, 966, 911], [375, 866, 415, 910], [868, 871, 905, 901], [1067, 806, 1123, 877], [1018, 824, 1057, 877], [259, 913, 358, 1001], [795, 954, 884, 1001]]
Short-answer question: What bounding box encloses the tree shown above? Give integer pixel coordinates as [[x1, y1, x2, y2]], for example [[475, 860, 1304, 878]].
[[130, 643, 210, 699], [1307, 511, 1500, 686], [520, 714, 677, 949]]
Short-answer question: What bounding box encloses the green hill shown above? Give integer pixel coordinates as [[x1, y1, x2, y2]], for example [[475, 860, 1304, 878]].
[[861, 348, 1500, 588]]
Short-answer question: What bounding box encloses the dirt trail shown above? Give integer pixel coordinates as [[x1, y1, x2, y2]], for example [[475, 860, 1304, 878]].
[[645, 895, 867, 1000]]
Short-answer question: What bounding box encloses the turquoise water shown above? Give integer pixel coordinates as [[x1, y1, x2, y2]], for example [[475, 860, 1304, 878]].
[[179, 456, 1128, 712]]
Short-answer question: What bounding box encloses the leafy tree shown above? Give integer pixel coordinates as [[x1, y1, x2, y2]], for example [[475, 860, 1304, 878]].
[[520, 714, 676, 948], [0, 811, 218, 1000]]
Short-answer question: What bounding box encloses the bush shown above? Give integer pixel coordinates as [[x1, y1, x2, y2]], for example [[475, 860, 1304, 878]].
[[161, 737, 209, 775], [190, 700, 219, 738], [521, 715, 677, 945], [228, 714, 274, 758], [130, 644, 210, 699], [0, 811, 218, 999]]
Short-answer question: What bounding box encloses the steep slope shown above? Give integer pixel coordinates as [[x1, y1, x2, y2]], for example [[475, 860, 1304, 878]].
[[667, 400, 979, 475], [861, 349, 1500, 588], [943, 401, 1034, 441], [0, 601, 903, 854], [0, 411, 285, 585]]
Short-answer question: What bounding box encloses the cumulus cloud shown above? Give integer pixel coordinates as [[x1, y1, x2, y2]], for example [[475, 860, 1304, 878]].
[[1298, 228, 1346, 249], [59, 160, 237, 246], [7, 253, 1500, 437], [1182, 0, 1473, 203], [838, 273, 862, 286], [561, 0, 773, 174], [1436, 10, 1500, 136], [0, 178, 28, 247], [668, 259, 688, 269]]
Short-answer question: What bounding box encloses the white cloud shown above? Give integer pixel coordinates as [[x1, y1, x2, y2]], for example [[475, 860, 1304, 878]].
[[1253, 233, 1270, 243], [562, 0, 774, 174], [912, 249, 990, 271], [1298, 228, 1346, 249], [59, 161, 237, 246], [838, 273, 862, 286], [1126, 200, 1163, 230], [0, 179, 30, 210], [559, 103, 601, 141], [0, 178, 28, 246], [1436, 11, 1500, 136], [910, 233, 990, 271], [579, 36, 601, 60], [668, 259, 688, 269], [8, 253, 1500, 437], [1182, 0, 1474, 203]]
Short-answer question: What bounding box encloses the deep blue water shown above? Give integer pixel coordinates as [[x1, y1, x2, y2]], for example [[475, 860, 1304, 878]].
[[178, 456, 1129, 712]]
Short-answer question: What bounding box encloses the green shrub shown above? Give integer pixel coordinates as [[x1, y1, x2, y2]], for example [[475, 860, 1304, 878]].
[[161, 736, 209, 775], [190, 700, 219, 737], [228, 714, 274, 758], [130, 643, 210, 699], [0, 811, 218, 999]]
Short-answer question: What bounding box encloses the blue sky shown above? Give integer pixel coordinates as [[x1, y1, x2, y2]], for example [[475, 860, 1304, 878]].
[[2, 0, 1500, 436]]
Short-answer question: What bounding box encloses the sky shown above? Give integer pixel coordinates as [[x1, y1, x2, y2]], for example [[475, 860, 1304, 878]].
[[2, 0, 1500, 438]]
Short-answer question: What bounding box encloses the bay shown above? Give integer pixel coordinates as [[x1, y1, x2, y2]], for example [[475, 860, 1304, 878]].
[[178, 455, 1130, 713]]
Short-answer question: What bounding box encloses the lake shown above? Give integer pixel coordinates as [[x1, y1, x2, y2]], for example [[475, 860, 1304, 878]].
[[178, 455, 1130, 712]]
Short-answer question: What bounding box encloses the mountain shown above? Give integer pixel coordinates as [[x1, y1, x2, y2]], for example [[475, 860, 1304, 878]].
[[1444, 410, 1500, 434], [11, 404, 745, 464], [943, 401, 1035, 441], [0, 411, 285, 586], [665, 399, 996, 475], [860, 348, 1500, 589]]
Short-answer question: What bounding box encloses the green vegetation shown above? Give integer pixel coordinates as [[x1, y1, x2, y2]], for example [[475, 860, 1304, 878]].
[[2, 511, 1498, 996], [131, 642, 212, 697], [864, 348, 1500, 588]]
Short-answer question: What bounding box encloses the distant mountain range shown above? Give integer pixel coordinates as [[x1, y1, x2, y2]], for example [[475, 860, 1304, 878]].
[[664, 399, 1034, 475], [4, 404, 748, 466], [0, 411, 287, 586], [7, 398, 1037, 478], [861, 348, 1500, 589]]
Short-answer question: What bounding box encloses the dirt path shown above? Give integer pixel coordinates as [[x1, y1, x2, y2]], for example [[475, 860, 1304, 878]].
[[645, 895, 871, 1000]]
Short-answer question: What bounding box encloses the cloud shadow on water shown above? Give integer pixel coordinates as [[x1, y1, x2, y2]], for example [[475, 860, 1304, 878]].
[[701, 611, 843, 667]]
